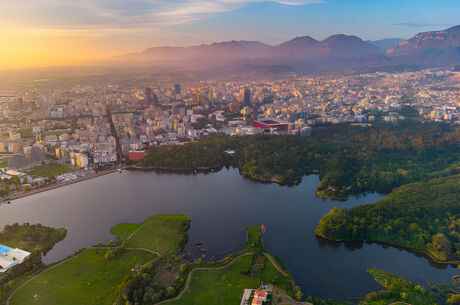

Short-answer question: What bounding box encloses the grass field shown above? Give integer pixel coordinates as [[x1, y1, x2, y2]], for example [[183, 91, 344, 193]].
[[49, 130, 70, 136], [10, 249, 153, 305], [168, 226, 292, 305], [0, 161, 8, 168], [9, 214, 191, 305], [25, 163, 74, 178], [111, 214, 190, 254], [169, 254, 259, 305]]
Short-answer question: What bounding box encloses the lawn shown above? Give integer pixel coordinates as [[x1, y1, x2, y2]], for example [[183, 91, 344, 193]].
[[168, 223, 292, 305], [9, 249, 154, 305], [0, 161, 8, 168], [111, 214, 190, 254], [49, 130, 70, 136], [8, 214, 191, 305], [169, 254, 259, 305], [25, 162, 74, 178]]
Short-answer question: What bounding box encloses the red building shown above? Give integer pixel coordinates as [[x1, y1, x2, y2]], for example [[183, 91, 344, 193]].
[[252, 117, 288, 131], [129, 151, 147, 161]]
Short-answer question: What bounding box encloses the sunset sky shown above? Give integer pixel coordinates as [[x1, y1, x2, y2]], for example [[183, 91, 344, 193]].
[[1, 0, 458, 70]]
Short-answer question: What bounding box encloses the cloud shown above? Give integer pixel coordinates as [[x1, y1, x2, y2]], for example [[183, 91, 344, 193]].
[[0, 0, 323, 29]]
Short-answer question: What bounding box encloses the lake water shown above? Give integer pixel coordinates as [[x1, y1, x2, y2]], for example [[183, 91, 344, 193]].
[[0, 168, 457, 299]]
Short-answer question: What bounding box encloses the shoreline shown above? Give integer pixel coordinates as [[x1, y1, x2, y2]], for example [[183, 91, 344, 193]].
[[2, 168, 121, 202], [317, 235, 460, 266]]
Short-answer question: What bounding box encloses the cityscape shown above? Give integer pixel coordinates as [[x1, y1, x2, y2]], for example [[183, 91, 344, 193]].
[[0, 1, 459, 305]]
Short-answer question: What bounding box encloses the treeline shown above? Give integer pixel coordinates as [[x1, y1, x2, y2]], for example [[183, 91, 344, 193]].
[[0, 223, 67, 295], [142, 121, 459, 200], [363, 268, 444, 305], [315, 173, 460, 261], [0, 222, 67, 255]]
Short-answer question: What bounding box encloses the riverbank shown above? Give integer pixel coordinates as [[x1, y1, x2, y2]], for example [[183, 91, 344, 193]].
[[320, 236, 460, 266], [2, 168, 121, 202]]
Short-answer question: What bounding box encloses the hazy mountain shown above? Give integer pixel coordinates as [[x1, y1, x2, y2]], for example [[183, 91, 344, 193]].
[[112, 25, 460, 70], [115, 40, 271, 68], [387, 25, 460, 65], [368, 38, 405, 51], [271, 36, 321, 58]]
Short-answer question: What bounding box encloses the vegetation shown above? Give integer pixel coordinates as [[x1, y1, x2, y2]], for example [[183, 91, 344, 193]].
[[141, 121, 459, 200], [25, 162, 74, 178], [0, 223, 67, 304], [316, 173, 460, 261], [111, 214, 191, 253], [362, 268, 442, 305], [10, 249, 153, 305], [8, 215, 190, 305], [168, 254, 258, 305], [0, 161, 8, 168], [49, 130, 70, 136], [0, 222, 67, 256]]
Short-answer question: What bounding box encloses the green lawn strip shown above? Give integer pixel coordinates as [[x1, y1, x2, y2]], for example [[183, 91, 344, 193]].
[[49, 131, 70, 136], [9, 248, 155, 305], [246, 225, 261, 250], [110, 222, 142, 243], [169, 254, 259, 305], [121, 214, 190, 253], [0, 161, 8, 168], [25, 163, 74, 178], [261, 257, 293, 296]]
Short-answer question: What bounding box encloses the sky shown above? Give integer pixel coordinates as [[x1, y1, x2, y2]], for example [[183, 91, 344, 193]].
[[0, 0, 458, 70]]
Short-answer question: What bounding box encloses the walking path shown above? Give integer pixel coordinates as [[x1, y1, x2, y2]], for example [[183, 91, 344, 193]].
[[5, 222, 158, 305], [5, 248, 89, 305], [155, 252, 254, 304]]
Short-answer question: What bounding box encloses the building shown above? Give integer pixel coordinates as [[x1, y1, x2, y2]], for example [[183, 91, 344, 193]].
[[129, 150, 147, 161], [0, 244, 31, 274], [145, 88, 153, 105], [252, 117, 288, 132], [243, 88, 251, 106]]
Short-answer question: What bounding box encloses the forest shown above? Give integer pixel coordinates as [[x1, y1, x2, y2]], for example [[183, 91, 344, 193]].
[[315, 172, 460, 261], [142, 121, 459, 200]]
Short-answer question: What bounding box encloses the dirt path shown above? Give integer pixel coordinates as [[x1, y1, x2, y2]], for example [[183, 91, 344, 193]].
[[263, 253, 297, 296], [5, 248, 89, 305], [5, 246, 158, 305], [155, 252, 254, 305]]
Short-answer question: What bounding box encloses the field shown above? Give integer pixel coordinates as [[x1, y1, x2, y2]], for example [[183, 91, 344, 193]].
[[167, 226, 292, 305], [8, 214, 191, 305], [10, 249, 153, 305], [49, 130, 70, 136], [25, 163, 74, 178], [169, 254, 259, 305], [0, 161, 8, 168], [111, 214, 190, 254]]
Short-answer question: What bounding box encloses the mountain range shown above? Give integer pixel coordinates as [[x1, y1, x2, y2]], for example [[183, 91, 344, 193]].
[[113, 25, 460, 71]]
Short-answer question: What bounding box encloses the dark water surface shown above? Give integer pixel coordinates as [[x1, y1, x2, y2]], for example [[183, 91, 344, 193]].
[[0, 169, 457, 299]]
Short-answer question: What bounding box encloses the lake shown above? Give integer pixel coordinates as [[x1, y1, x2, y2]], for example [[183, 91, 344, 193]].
[[0, 168, 457, 299]]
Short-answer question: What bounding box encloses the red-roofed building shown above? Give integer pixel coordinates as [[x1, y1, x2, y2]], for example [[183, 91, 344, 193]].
[[129, 151, 147, 161], [252, 117, 288, 132]]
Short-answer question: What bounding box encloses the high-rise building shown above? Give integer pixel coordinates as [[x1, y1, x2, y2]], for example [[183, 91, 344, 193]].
[[241, 88, 251, 106], [145, 88, 153, 105], [174, 84, 182, 99]]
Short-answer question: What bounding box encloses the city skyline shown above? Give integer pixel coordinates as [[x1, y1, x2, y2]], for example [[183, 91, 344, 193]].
[[1, 0, 459, 70]]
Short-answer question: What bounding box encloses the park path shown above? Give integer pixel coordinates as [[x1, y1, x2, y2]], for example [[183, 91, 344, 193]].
[[155, 252, 254, 305], [5, 221, 158, 305], [263, 253, 297, 296], [5, 248, 90, 305]]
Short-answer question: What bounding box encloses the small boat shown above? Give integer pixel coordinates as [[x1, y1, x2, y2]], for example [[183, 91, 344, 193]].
[[117, 169, 122, 173]]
